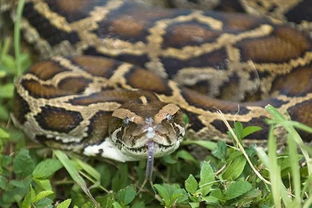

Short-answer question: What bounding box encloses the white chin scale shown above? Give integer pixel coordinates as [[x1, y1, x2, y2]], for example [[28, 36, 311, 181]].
[[82, 137, 137, 162]]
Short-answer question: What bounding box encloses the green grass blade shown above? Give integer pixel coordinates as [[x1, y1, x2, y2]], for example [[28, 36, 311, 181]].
[[267, 126, 282, 208], [287, 134, 301, 206], [14, 0, 25, 76], [54, 150, 99, 207]]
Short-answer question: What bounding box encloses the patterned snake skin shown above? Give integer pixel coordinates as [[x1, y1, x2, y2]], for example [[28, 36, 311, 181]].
[[10, 0, 312, 161]]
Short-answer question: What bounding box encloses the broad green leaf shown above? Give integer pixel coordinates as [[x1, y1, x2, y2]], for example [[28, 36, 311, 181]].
[[13, 149, 35, 177], [96, 164, 112, 188], [224, 181, 252, 200], [0, 128, 9, 139], [116, 185, 136, 205], [233, 122, 244, 139], [97, 193, 115, 208], [32, 190, 54, 203], [0, 175, 8, 190], [212, 141, 227, 160], [74, 158, 101, 181], [112, 202, 123, 208], [1, 54, 15, 71], [242, 126, 262, 139], [0, 83, 14, 98], [175, 150, 196, 163], [189, 202, 200, 208], [183, 140, 217, 151], [199, 161, 214, 195], [202, 195, 219, 204], [0, 106, 9, 120], [185, 174, 198, 194], [112, 164, 129, 191], [154, 184, 187, 207], [0, 70, 6, 78], [161, 155, 178, 165], [222, 155, 246, 180], [32, 159, 63, 179], [34, 197, 53, 208], [56, 199, 72, 208], [33, 179, 52, 191], [54, 150, 97, 206], [21, 186, 34, 208], [131, 201, 145, 208]]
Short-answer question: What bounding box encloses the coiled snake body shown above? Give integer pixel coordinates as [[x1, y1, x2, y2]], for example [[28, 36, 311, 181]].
[[12, 0, 312, 162]]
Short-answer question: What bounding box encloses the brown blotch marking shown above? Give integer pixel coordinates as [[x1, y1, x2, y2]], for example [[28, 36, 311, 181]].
[[72, 56, 117, 78], [35, 106, 83, 133], [22, 79, 73, 98], [182, 88, 250, 114], [13, 91, 31, 124], [110, 15, 145, 37], [238, 26, 311, 63], [271, 66, 312, 96], [83, 111, 111, 144], [222, 13, 265, 31], [58, 76, 91, 93], [117, 4, 175, 25], [29, 61, 67, 81], [288, 99, 312, 142], [154, 104, 180, 124], [275, 26, 311, 52], [68, 89, 148, 106], [289, 100, 312, 128], [126, 68, 169, 93], [119, 96, 166, 120], [164, 23, 221, 47], [55, 0, 89, 13], [112, 108, 144, 124]]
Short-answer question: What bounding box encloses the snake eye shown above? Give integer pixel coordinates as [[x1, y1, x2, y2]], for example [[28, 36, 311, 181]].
[[166, 114, 173, 121], [123, 117, 130, 125]]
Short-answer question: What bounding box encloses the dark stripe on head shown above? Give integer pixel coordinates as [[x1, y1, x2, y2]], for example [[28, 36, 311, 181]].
[[82, 111, 111, 145], [186, 112, 205, 132]]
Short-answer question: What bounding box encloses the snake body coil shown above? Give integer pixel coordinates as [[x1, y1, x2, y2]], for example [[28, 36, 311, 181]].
[[12, 0, 312, 161]]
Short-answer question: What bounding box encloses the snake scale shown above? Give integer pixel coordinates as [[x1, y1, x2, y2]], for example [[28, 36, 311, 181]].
[[10, 0, 312, 162]]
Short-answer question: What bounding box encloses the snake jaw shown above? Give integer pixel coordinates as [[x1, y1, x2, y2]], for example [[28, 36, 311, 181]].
[[108, 102, 186, 160]]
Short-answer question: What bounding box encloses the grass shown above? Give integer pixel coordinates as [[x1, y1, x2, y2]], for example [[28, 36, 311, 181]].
[[0, 1, 312, 207]]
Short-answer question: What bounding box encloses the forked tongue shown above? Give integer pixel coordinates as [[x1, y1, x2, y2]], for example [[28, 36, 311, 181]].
[[139, 139, 155, 191], [146, 140, 155, 181]]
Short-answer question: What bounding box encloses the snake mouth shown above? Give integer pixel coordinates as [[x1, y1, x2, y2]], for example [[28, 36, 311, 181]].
[[114, 136, 181, 159]]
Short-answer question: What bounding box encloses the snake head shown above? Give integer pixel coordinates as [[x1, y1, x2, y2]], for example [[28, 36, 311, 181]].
[[109, 100, 186, 160]]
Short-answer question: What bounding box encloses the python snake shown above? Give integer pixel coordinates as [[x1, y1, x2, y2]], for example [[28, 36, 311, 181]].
[[10, 0, 312, 162]]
